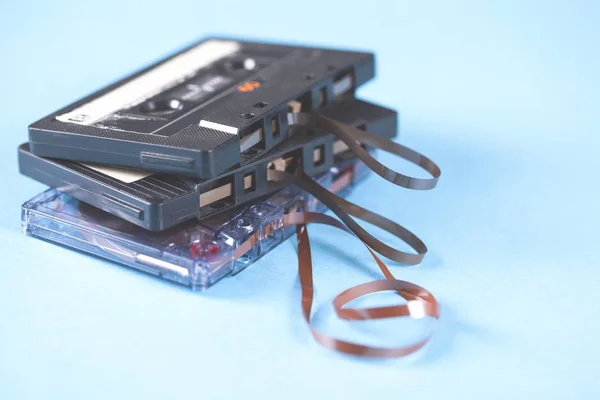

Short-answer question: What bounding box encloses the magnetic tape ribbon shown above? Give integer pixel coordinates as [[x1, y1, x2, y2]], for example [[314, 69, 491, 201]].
[[273, 110, 442, 264], [268, 168, 426, 265], [290, 213, 439, 358], [289, 112, 441, 190], [262, 113, 442, 358], [235, 205, 440, 358]]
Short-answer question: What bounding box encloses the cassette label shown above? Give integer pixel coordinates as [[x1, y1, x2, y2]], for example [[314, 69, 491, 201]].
[[56, 40, 286, 135], [56, 40, 242, 127], [80, 163, 152, 183]]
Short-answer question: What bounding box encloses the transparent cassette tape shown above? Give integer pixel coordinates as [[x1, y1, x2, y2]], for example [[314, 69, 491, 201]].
[[22, 155, 373, 290]]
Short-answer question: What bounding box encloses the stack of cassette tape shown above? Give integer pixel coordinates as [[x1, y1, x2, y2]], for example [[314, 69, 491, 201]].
[[19, 38, 443, 357]]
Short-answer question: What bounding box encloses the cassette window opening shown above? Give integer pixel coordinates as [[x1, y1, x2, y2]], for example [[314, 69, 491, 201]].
[[199, 176, 235, 209], [240, 124, 264, 154], [313, 145, 325, 167], [271, 115, 280, 139], [292, 92, 312, 113], [243, 171, 256, 194], [318, 86, 328, 108], [267, 151, 298, 173], [332, 69, 355, 96]]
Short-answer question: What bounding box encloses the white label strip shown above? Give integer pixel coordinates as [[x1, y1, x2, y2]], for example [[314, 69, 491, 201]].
[[56, 40, 241, 126], [199, 120, 239, 135], [135, 254, 190, 278], [81, 163, 153, 183]]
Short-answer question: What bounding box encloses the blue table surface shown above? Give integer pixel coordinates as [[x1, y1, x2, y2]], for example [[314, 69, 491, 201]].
[[1, 1, 599, 399]]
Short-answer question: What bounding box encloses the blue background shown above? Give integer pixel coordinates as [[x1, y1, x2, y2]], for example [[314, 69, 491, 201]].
[[1, 1, 599, 398]]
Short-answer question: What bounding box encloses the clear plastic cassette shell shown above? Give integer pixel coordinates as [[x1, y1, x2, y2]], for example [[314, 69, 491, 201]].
[[22, 155, 373, 290]]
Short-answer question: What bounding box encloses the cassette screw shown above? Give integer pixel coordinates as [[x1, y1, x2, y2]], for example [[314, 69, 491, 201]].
[[243, 58, 256, 70], [250, 204, 267, 216], [236, 218, 252, 228]]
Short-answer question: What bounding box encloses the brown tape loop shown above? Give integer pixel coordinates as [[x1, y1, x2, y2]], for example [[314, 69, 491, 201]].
[[269, 169, 426, 265], [287, 214, 440, 358], [289, 112, 441, 190], [272, 111, 443, 357], [333, 280, 440, 321]]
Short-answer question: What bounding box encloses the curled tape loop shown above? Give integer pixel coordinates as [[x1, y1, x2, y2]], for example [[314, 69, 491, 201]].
[[268, 169, 426, 265], [289, 112, 441, 190], [285, 213, 440, 358], [271, 114, 442, 357]]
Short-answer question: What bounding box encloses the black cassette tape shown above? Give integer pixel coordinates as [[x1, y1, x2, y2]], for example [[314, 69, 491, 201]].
[[20, 97, 397, 231], [28, 38, 375, 179]]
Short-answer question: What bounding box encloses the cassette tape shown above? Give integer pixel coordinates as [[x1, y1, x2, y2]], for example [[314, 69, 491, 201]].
[[22, 155, 372, 290], [28, 38, 375, 179], [20, 97, 396, 231]]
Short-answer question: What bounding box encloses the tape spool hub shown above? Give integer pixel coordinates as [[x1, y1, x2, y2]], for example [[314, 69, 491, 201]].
[[140, 99, 183, 116]]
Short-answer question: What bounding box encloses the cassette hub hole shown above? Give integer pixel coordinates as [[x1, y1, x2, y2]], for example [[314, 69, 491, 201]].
[[140, 99, 183, 116], [227, 58, 256, 71]]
